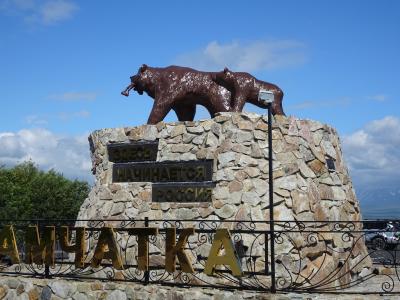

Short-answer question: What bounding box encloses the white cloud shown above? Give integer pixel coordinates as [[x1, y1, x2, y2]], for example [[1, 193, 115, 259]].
[[1, 0, 78, 25], [0, 128, 92, 182], [39, 0, 77, 24], [11, 0, 35, 10], [175, 39, 306, 72], [24, 110, 90, 125], [367, 94, 387, 102], [25, 114, 48, 125], [343, 116, 400, 188], [58, 110, 90, 121], [48, 92, 97, 102]]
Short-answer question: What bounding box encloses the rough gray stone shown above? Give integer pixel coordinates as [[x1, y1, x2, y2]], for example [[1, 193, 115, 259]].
[[110, 202, 125, 216], [40, 286, 53, 300], [236, 131, 253, 143], [5, 290, 17, 300], [205, 132, 218, 147], [298, 160, 316, 178], [6, 278, 19, 289], [192, 134, 206, 145], [291, 189, 310, 214], [211, 123, 222, 136], [253, 130, 267, 140], [124, 286, 135, 299], [276, 152, 297, 164], [125, 207, 139, 218], [242, 192, 261, 206], [283, 162, 299, 176], [142, 125, 158, 141], [250, 143, 263, 158], [275, 175, 298, 191], [182, 133, 196, 143], [215, 169, 235, 181], [98, 188, 112, 200], [176, 208, 199, 219], [218, 152, 236, 167], [126, 125, 157, 141], [238, 155, 258, 167], [237, 120, 254, 130], [187, 126, 204, 134], [106, 290, 127, 300], [232, 144, 251, 155], [288, 118, 299, 136], [253, 178, 268, 196], [77, 284, 90, 293], [321, 140, 337, 158], [180, 152, 197, 160], [213, 186, 230, 200], [244, 166, 261, 178], [49, 281, 77, 298], [170, 125, 186, 137], [18, 292, 30, 300], [313, 129, 324, 145], [73, 292, 89, 300], [114, 190, 132, 202], [332, 186, 346, 200], [299, 144, 314, 161], [215, 204, 236, 218], [170, 144, 193, 153]]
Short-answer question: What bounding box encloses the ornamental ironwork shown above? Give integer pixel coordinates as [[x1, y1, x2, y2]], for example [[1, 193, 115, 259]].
[[0, 219, 400, 294]]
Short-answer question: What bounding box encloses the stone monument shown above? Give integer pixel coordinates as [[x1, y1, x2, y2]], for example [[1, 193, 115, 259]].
[[76, 66, 370, 288]]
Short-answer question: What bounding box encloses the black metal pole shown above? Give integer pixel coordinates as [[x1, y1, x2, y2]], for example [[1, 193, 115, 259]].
[[37, 219, 51, 279], [45, 264, 50, 279], [268, 104, 276, 293], [144, 217, 150, 285], [264, 232, 269, 275]]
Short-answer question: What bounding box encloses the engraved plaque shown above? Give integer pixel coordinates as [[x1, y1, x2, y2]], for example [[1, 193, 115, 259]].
[[108, 141, 158, 163], [152, 182, 215, 202], [112, 160, 213, 183]]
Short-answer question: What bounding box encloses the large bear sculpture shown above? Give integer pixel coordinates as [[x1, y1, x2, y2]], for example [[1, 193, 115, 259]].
[[121, 64, 282, 124]]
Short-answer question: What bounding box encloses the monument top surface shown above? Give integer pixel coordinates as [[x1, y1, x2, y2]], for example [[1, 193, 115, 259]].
[[91, 112, 335, 139]]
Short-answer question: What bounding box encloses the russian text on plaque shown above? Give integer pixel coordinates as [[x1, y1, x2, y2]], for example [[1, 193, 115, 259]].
[[107, 141, 158, 163], [152, 182, 215, 202], [112, 160, 213, 183]]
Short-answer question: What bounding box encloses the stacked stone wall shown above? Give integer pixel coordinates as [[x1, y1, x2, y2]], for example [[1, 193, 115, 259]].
[[1, 276, 396, 299], [77, 112, 370, 286], [79, 112, 361, 225]]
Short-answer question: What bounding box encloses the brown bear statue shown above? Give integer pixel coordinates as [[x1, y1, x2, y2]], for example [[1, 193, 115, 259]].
[[212, 67, 285, 116]]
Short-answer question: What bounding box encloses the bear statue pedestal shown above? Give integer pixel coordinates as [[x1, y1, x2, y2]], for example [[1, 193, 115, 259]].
[[77, 112, 371, 289]]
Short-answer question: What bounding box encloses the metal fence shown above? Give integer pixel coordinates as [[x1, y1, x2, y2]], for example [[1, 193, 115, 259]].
[[0, 218, 400, 294]]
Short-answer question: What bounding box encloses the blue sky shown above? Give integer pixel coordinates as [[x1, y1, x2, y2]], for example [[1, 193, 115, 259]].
[[0, 0, 399, 192]]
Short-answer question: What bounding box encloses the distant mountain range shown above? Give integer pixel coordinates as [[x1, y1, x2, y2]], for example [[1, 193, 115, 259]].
[[356, 186, 400, 219]]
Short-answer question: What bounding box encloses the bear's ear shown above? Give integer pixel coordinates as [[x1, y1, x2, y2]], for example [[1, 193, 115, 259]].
[[223, 67, 229, 73], [140, 64, 148, 73]]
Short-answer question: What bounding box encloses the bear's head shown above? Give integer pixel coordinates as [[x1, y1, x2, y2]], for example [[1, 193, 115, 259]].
[[131, 64, 154, 95], [212, 67, 236, 90]]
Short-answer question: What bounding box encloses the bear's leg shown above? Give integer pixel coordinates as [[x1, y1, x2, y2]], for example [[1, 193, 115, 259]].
[[231, 95, 246, 112], [173, 103, 196, 121], [205, 95, 231, 117], [147, 100, 171, 124], [272, 89, 285, 116]]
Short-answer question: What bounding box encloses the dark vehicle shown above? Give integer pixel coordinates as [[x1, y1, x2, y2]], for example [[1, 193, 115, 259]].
[[0, 254, 12, 266], [364, 221, 400, 250]]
